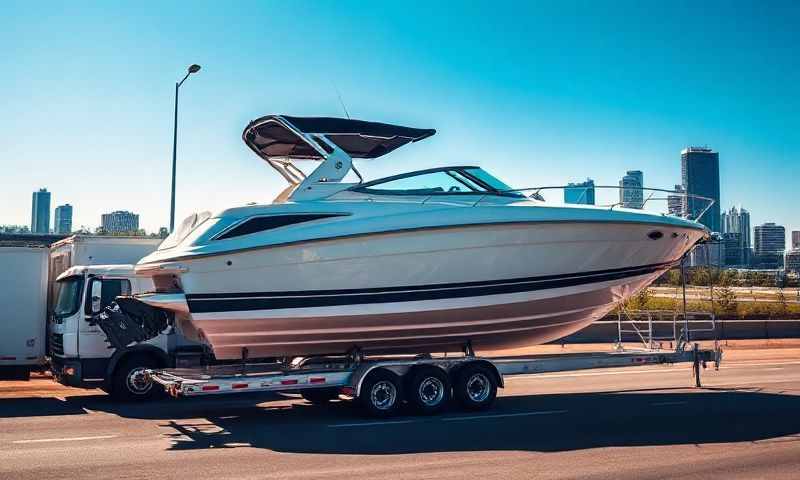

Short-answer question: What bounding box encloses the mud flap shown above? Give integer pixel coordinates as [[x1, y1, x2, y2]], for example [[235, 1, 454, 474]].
[[90, 297, 171, 349]]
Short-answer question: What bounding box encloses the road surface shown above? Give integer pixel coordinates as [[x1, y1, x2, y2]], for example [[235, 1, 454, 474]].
[[1, 348, 799, 479]]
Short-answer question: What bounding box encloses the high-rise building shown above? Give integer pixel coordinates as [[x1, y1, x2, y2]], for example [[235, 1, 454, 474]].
[[619, 170, 643, 209], [54, 204, 73, 235], [721, 206, 751, 248], [792, 231, 800, 251], [30, 188, 51, 234], [719, 206, 751, 266], [721, 232, 744, 266], [667, 184, 684, 216], [564, 179, 595, 205], [753, 222, 786, 269], [101, 211, 140, 233], [681, 147, 720, 233], [754, 223, 786, 256], [786, 249, 800, 274]]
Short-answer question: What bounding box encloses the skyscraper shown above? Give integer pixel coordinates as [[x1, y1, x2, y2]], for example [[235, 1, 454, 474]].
[[564, 179, 595, 205], [54, 204, 73, 234], [753, 222, 785, 269], [681, 147, 720, 233], [720, 206, 751, 265], [30, 188, 51, 234], [667, 184, 685, 216], [619, 170, 643, 209], [792, 230, 800, 251], [101, 211, 140, 233]]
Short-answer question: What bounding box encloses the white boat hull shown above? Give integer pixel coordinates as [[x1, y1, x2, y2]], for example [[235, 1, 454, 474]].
[[154, 221, 704, 359]]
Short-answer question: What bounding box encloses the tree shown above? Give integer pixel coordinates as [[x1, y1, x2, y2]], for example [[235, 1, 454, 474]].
[[716, 286, 738, 317], [776, 288, 788, 317]]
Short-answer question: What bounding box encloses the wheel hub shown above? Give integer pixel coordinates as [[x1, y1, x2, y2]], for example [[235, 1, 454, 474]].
[[466, 373, 490, 402], [127, 368, 153, 394], [370, 380, 397, 410], [418, 377, 445, 406]]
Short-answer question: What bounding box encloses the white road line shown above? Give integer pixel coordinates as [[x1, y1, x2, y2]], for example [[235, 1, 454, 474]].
[[12, 435, 118, 444], [329, 420, 416, 428], [442, 410, 568, 421], [650, 401, 688, 406]]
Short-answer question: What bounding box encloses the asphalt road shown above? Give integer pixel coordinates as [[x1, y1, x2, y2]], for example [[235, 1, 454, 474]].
[[1, 354, 799, 480]]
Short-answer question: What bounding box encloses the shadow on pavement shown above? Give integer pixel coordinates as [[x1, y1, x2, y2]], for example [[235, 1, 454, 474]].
[[3, 388, 799, 454]]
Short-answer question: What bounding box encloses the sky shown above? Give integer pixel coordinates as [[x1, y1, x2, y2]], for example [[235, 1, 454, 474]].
[[1, 1, 798, 245]]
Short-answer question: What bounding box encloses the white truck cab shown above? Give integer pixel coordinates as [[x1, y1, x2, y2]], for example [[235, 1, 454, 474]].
[[50, 264, 203, 400]]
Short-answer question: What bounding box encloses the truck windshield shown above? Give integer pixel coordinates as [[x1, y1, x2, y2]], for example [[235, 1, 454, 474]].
[[54, 276, 83, 318]]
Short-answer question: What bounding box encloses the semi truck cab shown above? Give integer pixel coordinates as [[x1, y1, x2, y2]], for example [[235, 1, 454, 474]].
[[49, 264, 202, 400]]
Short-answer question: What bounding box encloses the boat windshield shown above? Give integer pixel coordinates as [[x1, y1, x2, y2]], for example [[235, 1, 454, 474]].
[[354, 167, 521, 197], [159, 211, 212, 250]]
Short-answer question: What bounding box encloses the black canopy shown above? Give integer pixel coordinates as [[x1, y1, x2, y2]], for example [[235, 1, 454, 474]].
[[243, 115, 436, 160]]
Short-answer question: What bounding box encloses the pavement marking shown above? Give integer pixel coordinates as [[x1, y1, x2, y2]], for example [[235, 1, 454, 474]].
[[329, 419, 416, 428], [12, 434, 118, 444], [442, 410, 568, 421], [650, 401, 688, 406]]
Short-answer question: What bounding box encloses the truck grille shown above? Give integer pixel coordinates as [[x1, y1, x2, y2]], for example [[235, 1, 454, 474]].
[[50, 333, 64, 356]]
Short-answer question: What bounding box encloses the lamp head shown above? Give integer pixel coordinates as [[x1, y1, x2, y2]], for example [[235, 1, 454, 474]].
[[188, 64, 201, 74]]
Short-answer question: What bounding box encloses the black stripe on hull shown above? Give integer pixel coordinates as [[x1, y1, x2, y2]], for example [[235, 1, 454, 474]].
[[186, 262, 671, 313]]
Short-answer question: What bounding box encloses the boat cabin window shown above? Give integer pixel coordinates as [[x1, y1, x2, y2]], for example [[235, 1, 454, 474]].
[[353, 167, 522, 197]]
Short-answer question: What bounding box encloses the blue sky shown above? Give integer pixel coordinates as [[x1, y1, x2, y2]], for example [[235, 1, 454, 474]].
[[2, 1, 798, 244]]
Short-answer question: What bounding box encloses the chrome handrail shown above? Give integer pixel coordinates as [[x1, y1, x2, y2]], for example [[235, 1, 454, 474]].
[[483, 185, 715, 222]]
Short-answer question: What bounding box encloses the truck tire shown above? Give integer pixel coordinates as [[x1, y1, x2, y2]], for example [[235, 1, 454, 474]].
[[406, 366, 450, 415], [110, 354, 163, 402], [301, 387, 340, 404], [358, 368, 403, 417], [453, 363, 497, 411]]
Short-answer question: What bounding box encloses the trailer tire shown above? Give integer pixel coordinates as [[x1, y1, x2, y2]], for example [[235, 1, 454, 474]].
[[406, 366, 451, 415], [358, 368, 403, 417], [301, 387, 340, 404], [110, 354, 163, 402], [453, 363, 497, 411]]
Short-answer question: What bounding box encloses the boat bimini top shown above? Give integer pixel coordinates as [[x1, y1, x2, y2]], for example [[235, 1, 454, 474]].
[[243, 115, 435, 200]]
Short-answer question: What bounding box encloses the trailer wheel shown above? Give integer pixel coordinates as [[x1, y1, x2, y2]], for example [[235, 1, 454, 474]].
[[453, 363, 497, 411], [301, 387, 340, 404], [358, 368, 403, 417], [406, 366, 451, 414], [110, 355, 162, 402]]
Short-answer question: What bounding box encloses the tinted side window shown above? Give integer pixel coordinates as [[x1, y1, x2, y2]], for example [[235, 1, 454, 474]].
[[216, 214, 344, 240]]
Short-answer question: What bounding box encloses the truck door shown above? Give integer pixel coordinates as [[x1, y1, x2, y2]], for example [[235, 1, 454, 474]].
[[80, 277, 132, 358]]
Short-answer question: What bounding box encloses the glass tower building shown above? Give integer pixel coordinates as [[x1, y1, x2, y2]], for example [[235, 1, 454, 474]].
[[30, 188, 51, 234], [54, 204, 73, 234], [681, 147, 720, 233]]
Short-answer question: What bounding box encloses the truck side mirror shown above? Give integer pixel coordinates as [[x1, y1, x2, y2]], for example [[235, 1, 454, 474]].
[[90, 279, 103, 314]]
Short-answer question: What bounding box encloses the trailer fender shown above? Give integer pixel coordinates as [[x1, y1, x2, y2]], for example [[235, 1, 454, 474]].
[[105, 345, 170, 384], [450, 360, 504, 389]]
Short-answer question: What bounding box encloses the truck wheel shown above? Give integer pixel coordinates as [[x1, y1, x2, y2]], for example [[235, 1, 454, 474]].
[[407, 366, 450, 414], [358, 368, 403, 417], [453, 363, 497, 411], [301, 387, 340, 404], [110, 355, 162, 402]]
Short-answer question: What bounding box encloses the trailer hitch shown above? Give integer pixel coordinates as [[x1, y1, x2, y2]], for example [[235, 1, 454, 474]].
[[90, 297, 170, 349]]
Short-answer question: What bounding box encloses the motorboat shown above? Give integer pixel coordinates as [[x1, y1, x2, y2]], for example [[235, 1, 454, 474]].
[[97, 115, 710, 360]]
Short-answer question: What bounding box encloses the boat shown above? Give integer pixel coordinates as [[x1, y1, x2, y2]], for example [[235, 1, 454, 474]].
[[96, 115, 710, 360]]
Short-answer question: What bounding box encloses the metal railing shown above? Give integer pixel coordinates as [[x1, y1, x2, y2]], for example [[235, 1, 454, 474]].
[[487, 185, 715, 223], [615, 307, 717, 352]]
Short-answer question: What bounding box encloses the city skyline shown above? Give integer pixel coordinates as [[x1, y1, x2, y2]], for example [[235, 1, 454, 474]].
[[2, 2, 798, 242]]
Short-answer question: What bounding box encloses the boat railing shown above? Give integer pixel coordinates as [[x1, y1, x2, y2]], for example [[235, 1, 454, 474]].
[[471, 185, 715, 223]]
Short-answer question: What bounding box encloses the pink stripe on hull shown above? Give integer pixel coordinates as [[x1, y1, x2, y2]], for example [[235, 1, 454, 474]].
[[196, 280, 653, 359]]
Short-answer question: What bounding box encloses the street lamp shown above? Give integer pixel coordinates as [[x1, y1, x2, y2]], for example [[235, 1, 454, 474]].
[[170, 64, 202, 232]]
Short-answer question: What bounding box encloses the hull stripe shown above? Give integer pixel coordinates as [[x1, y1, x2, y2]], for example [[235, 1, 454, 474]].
[[187, 262, 669, 313]]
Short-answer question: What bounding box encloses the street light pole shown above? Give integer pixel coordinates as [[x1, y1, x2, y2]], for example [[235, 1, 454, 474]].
[[170, 64, 202, 232]]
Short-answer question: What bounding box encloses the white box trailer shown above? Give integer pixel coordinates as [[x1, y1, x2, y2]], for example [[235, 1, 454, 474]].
[[47, 235, 163, 307], [0, 246, 49, 379]]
